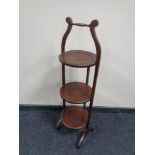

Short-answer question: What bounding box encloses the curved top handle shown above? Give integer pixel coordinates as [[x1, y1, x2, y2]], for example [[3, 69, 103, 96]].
[[61, 17, 101, 65], [66, 17, 99, 28]]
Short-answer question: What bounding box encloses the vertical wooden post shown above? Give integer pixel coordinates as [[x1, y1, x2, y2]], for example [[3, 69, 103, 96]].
[[83, 67, 90, 108]]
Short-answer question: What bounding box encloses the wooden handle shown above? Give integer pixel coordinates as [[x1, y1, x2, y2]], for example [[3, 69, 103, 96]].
[[66, 17, 99, 28], [72, 23, 89, 27]]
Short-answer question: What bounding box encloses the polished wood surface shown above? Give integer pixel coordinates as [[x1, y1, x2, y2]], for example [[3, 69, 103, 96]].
[[59, 50, 96, 68], [60, 82, 91, 104], [61, 106, 88, 129]]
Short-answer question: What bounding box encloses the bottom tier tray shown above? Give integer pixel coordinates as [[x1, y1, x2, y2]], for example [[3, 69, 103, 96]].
[[61, 106, 88, 129]]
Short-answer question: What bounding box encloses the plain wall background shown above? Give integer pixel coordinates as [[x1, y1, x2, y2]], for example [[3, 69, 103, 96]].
[[19, 0, 135, 107]]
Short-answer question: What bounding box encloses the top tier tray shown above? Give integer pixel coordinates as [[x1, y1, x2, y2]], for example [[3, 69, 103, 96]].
[[59, 50, 96, 68]]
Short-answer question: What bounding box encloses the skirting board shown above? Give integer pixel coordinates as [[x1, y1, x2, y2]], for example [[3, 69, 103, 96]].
[[19, 104, 135, 113]]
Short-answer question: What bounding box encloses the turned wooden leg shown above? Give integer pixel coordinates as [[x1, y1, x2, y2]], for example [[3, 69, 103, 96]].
[[76, 127, 93, 149]]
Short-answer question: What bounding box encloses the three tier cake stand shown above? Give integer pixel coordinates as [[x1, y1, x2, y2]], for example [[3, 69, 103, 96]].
[[56, 17, 101, 149]]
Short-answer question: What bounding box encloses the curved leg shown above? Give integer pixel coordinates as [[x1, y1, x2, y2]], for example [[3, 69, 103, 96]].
[[76, 127, 93, 149], [56, 119, 62, 130]]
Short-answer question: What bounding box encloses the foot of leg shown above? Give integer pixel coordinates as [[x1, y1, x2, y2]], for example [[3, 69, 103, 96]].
[[76, 130, 89, 149], [76, 127, 93, 149], [56, 119, 62, 130]]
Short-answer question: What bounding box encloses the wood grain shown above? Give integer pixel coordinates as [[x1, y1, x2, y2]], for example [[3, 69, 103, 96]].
[[61, 106, 88, 129], [60, 82, 92, 104], [59, 50, 96, 68]]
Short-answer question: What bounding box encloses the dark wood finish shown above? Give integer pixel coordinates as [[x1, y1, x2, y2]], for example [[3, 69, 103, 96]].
[[62, 64, 65, 85], [61, 17, 72, 109], [62, 99, 65, 109], [57, 17, 101, 149], [86, 19, 101, 129], [61, 107, 88, 129], [76, 127, 93, 149], [60, 82, 92, 104], [61, 17, 73, 53], [62, 64, 66, 108], [83, 67, 90, 108], [86, 67, 90, 84], [59, 50, 96, 68], [72, 23, 90, 27]]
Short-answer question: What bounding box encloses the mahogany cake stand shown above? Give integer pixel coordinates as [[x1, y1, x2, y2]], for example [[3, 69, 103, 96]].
[[56, 17, 101, 149]]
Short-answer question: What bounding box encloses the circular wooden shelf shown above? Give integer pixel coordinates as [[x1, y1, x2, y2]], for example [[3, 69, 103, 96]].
[[59, 50, 96, 68], [61, 106, 88, 129], [60, 82, 91, 104]]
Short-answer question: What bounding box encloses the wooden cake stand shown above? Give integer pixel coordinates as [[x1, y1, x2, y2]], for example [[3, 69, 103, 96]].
[[56, 17, 101, 149]]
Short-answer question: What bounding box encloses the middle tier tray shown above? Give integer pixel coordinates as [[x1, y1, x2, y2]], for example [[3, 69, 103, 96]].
[[60, 82, 92, 104]]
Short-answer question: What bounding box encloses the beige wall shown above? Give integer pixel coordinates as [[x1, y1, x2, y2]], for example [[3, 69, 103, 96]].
[[20, 0, 135, 107]]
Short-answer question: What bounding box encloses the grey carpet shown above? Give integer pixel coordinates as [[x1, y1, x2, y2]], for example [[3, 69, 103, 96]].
[[19, 108, 135, 155]]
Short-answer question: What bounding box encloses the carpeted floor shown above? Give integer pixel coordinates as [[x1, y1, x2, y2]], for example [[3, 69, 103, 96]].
[[19, 107, 135, 155]]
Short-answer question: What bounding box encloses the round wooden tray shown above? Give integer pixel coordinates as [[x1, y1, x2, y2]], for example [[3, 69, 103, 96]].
[[59, 50, 96, 68], [61, 106, 88, 129], [60, 82, 91, 104]]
